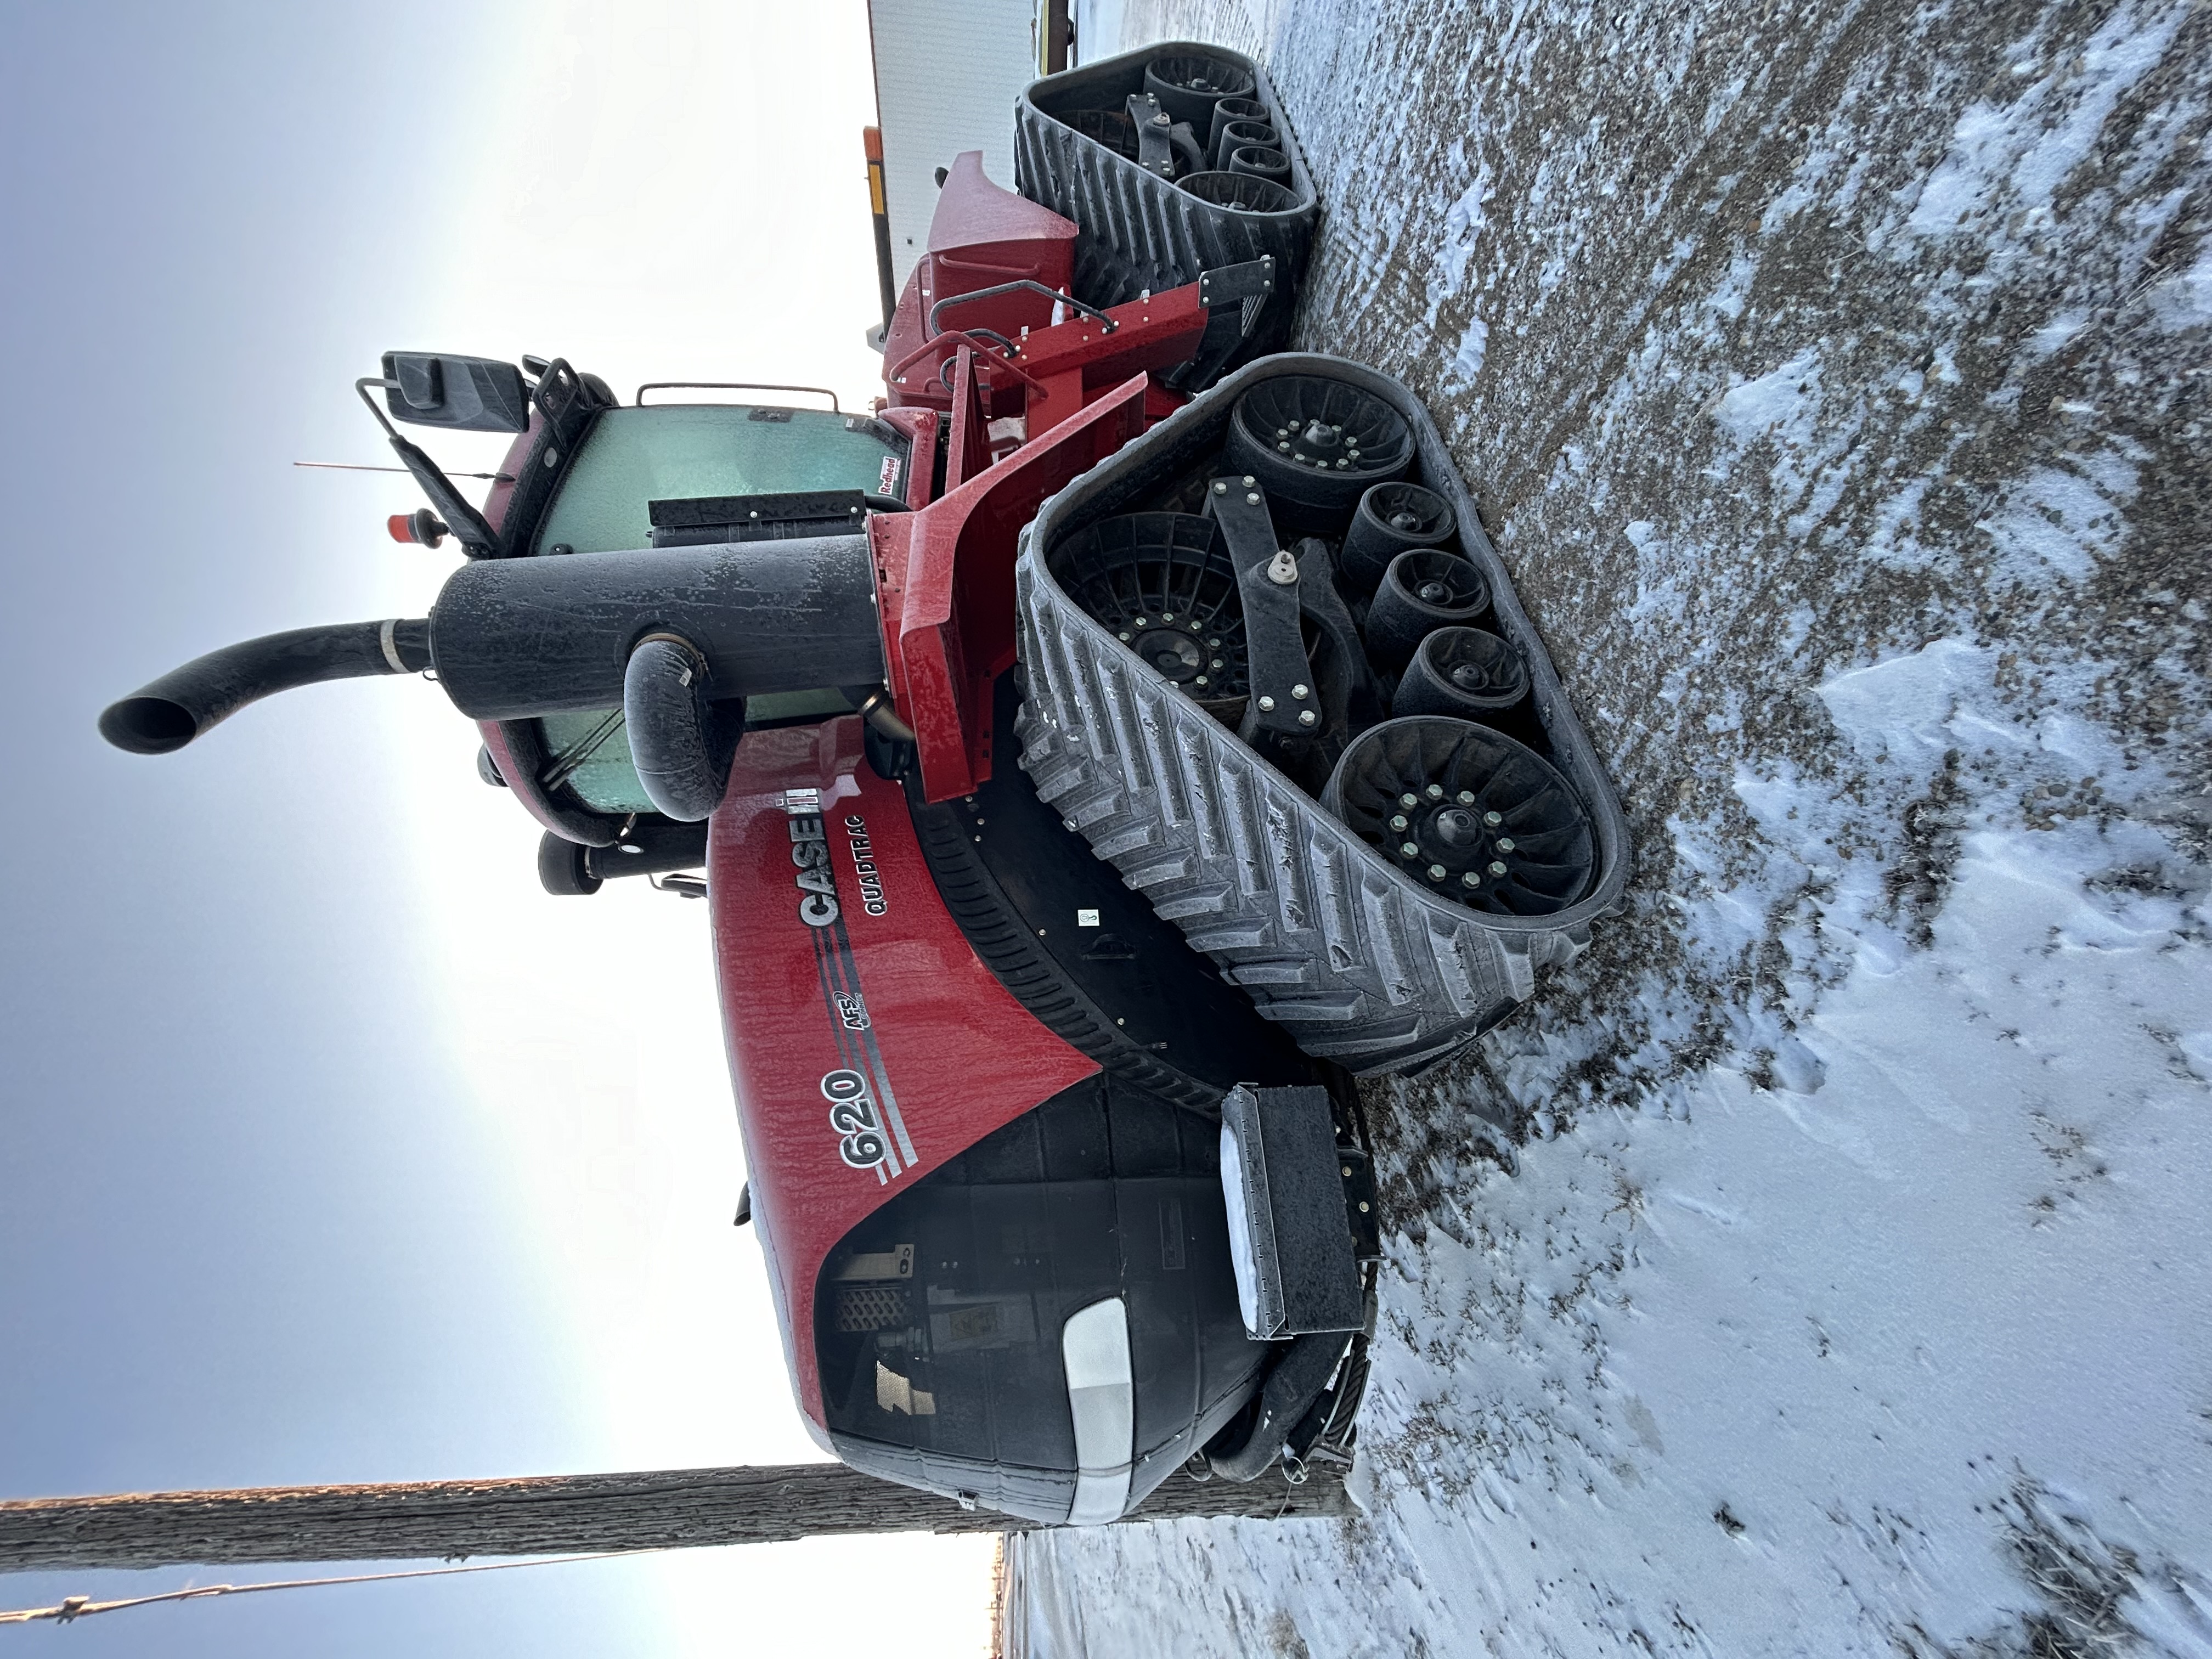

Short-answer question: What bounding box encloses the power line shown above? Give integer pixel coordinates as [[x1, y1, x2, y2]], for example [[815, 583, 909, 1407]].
[[0, 1550, 653, 1627]]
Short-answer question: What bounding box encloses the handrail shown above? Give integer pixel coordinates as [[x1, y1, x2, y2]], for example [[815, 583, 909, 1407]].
[[884, 331, 1048, 396], [634, 381, 840, 411], [927, 280, 1117, 341]]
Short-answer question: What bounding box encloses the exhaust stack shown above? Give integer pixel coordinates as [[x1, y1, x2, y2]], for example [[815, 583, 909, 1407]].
[[98, 620, 432, 754]]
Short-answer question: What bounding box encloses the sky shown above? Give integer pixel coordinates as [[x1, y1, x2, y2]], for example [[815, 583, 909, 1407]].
[[0, 4, 1029, 1653]]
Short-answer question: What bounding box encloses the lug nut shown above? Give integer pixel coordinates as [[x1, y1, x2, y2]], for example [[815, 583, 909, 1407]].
[[1119, 631, 1132, 641], [1213, 481, 1228, 494], [1488, 860, 1509, 876], [1291, 684, 1308, 698], [1485, 810, 1504, 826], [1258, 695, 1276, 711], [1425, 784, 1444, 799], [1210, 658, 1224, 669], [1195, 675, 1209, 687], [1297, 709, 1317, 726], [1246, 492, 1262, 506], [1427, 864, 1447, 879], [1389, 814, 1409, 831], [1497, 837, 1516, 851], [1457, 791, 1477, 805], [1400, 841, 1419, 857], [1461, 871, 1480, 888]]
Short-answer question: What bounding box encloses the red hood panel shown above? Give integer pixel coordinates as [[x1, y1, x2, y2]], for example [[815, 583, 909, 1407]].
[[706, 716, 1099, 1425]]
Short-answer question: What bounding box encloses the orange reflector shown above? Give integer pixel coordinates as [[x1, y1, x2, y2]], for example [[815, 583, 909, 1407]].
[[387, 514, 417, 544]]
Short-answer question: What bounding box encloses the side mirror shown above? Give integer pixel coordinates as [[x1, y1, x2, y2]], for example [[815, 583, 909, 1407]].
[[380, 352, 532, 432]]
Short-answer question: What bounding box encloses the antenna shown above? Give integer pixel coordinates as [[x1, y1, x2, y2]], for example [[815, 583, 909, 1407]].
[[294, 461, 515, 481]]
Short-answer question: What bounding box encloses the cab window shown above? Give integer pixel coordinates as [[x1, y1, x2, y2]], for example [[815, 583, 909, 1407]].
[[529, 404, 907, 816]]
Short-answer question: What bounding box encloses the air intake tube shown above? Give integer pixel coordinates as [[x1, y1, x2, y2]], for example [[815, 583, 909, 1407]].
[[98, 538, 889, 778], [99, 620, 432, 754]]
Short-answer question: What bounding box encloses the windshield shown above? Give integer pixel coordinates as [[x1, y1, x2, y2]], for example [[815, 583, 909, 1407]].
[[532, 403, 907, 816]]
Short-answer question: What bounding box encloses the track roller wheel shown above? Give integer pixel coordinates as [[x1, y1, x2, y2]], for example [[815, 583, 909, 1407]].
[[1212, 117, 1278, 165], [1391, 627, 1530, 724], [1365, 549, 1491, 670], [1207, 98, 1271, 163], [1341, 481, 1455, 595], [1320, 718, 1594, 916], [1177, 170, 1299, 215], [1227, 145, 1292, 185]]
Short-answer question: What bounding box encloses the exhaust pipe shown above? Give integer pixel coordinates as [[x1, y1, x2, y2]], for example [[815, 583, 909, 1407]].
[[99, 620, 432, 754]]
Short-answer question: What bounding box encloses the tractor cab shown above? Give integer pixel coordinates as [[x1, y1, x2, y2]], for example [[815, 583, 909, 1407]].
[[446, 374, 920, 836]]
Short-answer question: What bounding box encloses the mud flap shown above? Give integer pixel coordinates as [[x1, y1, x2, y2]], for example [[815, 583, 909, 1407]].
[[1218, 1084, 1365, 1339]]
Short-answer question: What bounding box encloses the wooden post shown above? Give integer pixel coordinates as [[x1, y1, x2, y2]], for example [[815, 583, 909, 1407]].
[[0, 1461, 1350, 1573]]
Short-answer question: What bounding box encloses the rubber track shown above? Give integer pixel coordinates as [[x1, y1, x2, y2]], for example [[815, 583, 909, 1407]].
[[1013, 580, 1538, 1073], [1013, 44, 1318, 369]]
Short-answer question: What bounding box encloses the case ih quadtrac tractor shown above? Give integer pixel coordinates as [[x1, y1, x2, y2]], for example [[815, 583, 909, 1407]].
[[101, 46, 1626, 1523]]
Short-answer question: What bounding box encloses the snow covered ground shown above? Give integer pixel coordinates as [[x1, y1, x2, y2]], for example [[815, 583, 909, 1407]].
[[1015, 1, 2211, 1652]]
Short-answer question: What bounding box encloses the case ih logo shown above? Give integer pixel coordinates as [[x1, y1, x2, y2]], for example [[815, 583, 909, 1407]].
[[788, 806, 839, 927]]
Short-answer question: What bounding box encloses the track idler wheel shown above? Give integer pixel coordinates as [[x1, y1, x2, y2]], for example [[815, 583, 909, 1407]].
[[1223, 375, 1414, 533], [1048, 513, 1250, 720], [1341, 481, 1456, 595], [1143, 52, 1257, 128], [1365, 549, 1491, 671], [1321, 718, 1595, 916], [1391, 627, 1531, 730], [1207, 98, 1271, 165]]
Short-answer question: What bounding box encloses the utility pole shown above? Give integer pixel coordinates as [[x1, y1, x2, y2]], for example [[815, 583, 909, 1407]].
[[0, 1461, 1351, 1574]]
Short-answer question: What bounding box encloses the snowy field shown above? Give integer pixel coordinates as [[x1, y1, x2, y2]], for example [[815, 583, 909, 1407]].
[[1017, 1, 2210, 1653]]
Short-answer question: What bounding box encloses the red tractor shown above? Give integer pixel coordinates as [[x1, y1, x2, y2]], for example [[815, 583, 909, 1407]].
[[101, 44, 1626, 1524]]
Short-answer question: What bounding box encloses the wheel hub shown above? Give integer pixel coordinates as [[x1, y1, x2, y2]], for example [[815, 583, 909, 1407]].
[[1136, 627, 1204, 682]]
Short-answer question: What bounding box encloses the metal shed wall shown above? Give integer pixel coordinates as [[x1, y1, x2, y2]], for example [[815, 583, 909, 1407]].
[[867, 0, 1043, 290]]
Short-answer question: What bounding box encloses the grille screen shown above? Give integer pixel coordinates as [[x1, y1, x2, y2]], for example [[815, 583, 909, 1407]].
[[835, 1284, 910, 1334]]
